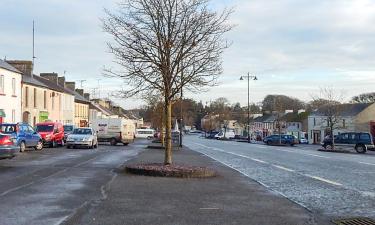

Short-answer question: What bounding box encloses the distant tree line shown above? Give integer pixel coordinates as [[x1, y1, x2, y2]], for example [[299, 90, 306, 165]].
[[138, 91, 372, 131]]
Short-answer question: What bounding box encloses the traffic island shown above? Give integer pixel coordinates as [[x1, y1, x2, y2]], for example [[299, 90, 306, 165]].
[[125, 163, 217, 178]]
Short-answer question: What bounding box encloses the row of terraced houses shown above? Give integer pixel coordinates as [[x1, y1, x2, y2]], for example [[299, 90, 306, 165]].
[[0, 59, 143, 127]]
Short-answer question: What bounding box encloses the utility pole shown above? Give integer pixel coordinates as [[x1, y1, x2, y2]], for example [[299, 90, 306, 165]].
[[32, 20, 36, 77], [240, 73, 258, 143], [179, 62, 184, 147]]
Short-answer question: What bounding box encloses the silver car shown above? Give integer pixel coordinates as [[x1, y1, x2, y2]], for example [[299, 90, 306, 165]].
[[66, 128, 98, 149]]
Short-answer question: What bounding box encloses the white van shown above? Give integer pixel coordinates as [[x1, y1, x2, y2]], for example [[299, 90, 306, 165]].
[[135, 128, 155, 139], [215, 130, 235, 140], [91, 118, 135, 146]]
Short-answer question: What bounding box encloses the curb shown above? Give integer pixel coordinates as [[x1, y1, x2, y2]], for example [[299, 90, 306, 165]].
[[317, 149, 351, 154]]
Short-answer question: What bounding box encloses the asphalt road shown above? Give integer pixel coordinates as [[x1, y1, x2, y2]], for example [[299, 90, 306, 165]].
[[0, 141, 146, 225], [185, 135, 375, 219]]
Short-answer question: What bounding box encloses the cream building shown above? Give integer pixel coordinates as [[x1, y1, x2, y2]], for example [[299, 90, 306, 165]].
[[7, 61, 75, 126], [0, 60, 22, 123]]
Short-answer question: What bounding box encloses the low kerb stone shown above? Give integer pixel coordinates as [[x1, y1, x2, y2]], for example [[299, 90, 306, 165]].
[[125, 163, 217, 178]]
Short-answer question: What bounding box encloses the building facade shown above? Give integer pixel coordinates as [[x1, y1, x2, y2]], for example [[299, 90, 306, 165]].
[[308, 103, 375, 144], [0, 60, 22, 123]]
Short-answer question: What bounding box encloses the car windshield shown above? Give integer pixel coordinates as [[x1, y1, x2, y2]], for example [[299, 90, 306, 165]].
[[64, 125, 74, 132], [36, 124, 54, 132], [73, 128, 92, 135], [0, 125, 17, 134]]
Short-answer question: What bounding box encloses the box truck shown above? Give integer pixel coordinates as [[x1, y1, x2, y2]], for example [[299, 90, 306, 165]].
[[91, 118, 135, 146]]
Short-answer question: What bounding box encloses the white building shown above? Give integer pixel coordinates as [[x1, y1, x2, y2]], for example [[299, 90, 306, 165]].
[[0, 60, 22, 123], [308, 103, 375, 144]]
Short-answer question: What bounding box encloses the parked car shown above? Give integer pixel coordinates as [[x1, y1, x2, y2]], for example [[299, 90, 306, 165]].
[[35, 122, 64, 147], [0, 123, 43, 152], [189, 130, 204, 135], [206, 131, 219, 139], [63, 124, 76, 141], [0, 133, 18, 159], [66, 128, 98, 149], [322, 132, 375, 153], [299, 137, 309, 144], [135, 128, 155, 139], [264, 134, 298, 146], [215, 130, 235, 140]]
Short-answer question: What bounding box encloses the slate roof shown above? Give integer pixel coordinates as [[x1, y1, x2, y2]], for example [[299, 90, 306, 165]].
[[91, 103, 115, 116], [22, 75, 49, 89], [63, 87, 90, 104], [253, 114, 279, 123], [310, 103, 372, 117], [0, 60, 21, 74]]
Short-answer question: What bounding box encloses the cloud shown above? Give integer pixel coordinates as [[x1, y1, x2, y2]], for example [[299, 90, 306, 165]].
[[1, 0, 375, 109]]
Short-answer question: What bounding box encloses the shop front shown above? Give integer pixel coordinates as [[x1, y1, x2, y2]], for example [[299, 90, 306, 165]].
[[39, 111, 49, 123]]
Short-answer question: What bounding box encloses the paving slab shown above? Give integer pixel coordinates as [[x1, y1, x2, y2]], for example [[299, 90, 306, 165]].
[[63, 146, 333, 225]]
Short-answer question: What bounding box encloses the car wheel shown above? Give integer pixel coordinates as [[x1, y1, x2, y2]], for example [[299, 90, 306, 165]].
[[123, 143, 129, 146], [60, 139, 65, 147], [110, 138, 117, 146], [94, 142, 98, 149], [90, 141, 95, 149], [355, 144, 367, 154], [35, 140, 43, 151], [20, 141, 26, 152], [266, 141, 271, 145], [67, 145, 71, 149]]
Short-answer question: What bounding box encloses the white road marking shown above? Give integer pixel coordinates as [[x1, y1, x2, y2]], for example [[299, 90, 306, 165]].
[[249, 158, 267, 164], [272, 165, 295, 172], [359, 162, 375, 166], [190, 140, 345, 187], [305, 175, 342, 186]]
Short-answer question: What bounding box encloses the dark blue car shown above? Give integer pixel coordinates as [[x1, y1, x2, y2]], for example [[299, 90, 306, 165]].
[[0, 123, 43, 152], [264, 134, 298, 146]]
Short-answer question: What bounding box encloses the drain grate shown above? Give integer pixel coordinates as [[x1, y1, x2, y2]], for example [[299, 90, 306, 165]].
[[333, 217, 375, 225]]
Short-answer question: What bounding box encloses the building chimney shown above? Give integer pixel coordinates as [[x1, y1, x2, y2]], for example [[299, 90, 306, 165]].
[[65, 82, 76, 91], [40, 73, 58, 84], [6, 60, 33, 76], [84, 93, 90, 100], [75, 89, 84, 96], [58, 77, 65, 87]]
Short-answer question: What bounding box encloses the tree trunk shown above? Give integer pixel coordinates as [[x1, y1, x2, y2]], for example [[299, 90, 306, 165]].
[[160, 112, 165, 147], [164, 100, 172, 165]]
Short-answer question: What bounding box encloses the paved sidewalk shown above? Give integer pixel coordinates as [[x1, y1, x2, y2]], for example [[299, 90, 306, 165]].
[[63, 147, 332, 225]]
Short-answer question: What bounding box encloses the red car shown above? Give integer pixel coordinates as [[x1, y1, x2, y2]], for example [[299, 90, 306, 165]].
[[35, 122, 65, 147]]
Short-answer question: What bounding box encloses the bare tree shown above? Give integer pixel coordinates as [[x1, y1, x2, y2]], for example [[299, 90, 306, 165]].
[[312, 87, 344, 150], [103, 0, 232, 164]]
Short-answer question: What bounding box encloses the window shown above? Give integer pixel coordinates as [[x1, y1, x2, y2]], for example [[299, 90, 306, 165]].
[[34, 88, 37, 108], [0, 75, 4, 94], [313, 118, 316, 126], [52, 92, 55, 110], [343, 119, 346, 128], [341, 133, 349, 140], [12, 78, 16, 96], [360, 133, 371, 141], [25, 87, 29, 107], [12, 109, 15, 123], [44, 91, 47, 109]]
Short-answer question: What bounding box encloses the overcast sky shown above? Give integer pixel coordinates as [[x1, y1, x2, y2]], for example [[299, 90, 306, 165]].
[[1, 0, 375, 109]]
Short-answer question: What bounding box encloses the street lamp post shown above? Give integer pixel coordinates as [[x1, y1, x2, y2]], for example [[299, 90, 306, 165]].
[[240, 73, 257, 143]]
